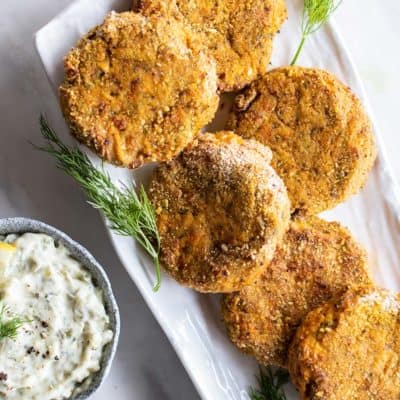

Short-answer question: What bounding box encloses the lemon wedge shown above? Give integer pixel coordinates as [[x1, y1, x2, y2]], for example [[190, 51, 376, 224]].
[[0, 241, 16, 270], [0, 242, 16, 251]]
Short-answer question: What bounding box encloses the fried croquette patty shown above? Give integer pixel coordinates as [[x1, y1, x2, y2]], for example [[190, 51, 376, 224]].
[[149, 132, 290, 292], [228, 66, 377, 215], [289, 288, 400, 400], [221, 217, 372, 367], [133, 0, 287, 91], [60, 11, 219, 168]]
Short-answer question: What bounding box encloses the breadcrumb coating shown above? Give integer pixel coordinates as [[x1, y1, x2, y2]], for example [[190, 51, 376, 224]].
[[222, 217, 372, 367], [60, 11, 219, 168], [228, 66, 377, 215], [133, 0, 287, 91], [289, 287, 400, 400], [149, 132, 290, 292]]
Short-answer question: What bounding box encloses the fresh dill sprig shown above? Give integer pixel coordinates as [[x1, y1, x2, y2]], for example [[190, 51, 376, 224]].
[[36, 115, 161, 291], [0, 304, 25, 340], [290, 0, 343, 65], [249, 366, 289, 400]]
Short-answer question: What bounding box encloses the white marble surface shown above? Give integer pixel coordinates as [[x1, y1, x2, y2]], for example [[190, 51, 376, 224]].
[[0, 1, 399, 399]]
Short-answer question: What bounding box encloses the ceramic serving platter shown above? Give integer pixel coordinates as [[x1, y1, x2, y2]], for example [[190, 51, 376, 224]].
[[35, 0, 400, 398]]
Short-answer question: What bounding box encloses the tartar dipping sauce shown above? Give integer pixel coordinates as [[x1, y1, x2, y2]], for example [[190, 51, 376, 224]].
[[0, 233, 113, 399]]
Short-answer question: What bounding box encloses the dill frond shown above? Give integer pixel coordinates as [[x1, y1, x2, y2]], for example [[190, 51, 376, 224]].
[[0, 304, 25, 340], [36, 116, 161, 291], [249, 366, 289, 400], [290, 0, 343, 65]]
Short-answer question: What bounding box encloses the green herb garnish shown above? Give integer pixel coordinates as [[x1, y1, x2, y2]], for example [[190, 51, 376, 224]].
[[290, 0, 343, 65], [36, 116, 161, 291], [0, 304, 25, 340], [249, 366, 289, 400]]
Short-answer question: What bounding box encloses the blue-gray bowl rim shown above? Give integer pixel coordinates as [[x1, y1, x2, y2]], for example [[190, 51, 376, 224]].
[[0, 217, 120, 400]]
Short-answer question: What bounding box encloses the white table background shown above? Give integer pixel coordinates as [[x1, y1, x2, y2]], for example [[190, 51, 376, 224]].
[[1, 1, 399, 399]]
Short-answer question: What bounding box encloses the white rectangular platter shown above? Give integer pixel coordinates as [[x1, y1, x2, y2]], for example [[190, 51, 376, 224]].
[[35, 0, 400, 398]]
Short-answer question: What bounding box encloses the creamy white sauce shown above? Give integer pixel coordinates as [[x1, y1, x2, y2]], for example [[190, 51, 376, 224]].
[[0, 233, 113, 399]]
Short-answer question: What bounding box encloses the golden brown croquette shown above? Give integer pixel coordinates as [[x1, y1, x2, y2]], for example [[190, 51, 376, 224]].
[[222, 217, 372, 367], [60, 11, 219, 168], [289, 287, 400, 400], [228, 66, 377, 215], [149, 132, 291, 292], [133, 0, 287, 91]]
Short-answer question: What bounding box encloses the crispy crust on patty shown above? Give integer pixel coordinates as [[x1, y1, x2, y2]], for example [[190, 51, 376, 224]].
[[133, 0, 287, 91], [149, 132, 290, 292], [228, 66, 377, 215], [221, 217, 372, 367], [288, 288, 400, 400], [60, 11, 219, 168]]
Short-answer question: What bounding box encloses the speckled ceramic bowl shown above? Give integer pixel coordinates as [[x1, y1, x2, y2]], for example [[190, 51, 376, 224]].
[[0, 217, 120, 400]]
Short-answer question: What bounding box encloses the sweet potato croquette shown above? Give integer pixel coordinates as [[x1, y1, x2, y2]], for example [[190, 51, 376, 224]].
[[228, 66, 377, 215], [60, 11, 219, 168], [222, 217, 372, 367], [149, 132, 291, 292], [289, 288, 400, 400], [133, 0, 287, 91]]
